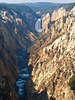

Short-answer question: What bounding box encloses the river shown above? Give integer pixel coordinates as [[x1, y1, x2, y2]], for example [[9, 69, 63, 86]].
[[16, 48, 30, 100]]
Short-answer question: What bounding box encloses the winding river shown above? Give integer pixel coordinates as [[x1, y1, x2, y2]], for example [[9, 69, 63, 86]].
[[16, 48, 30, 100], [16, 18, 42, 99]]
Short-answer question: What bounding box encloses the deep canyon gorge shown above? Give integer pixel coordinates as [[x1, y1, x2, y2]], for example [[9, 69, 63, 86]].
[[0, 2, 75, 100]]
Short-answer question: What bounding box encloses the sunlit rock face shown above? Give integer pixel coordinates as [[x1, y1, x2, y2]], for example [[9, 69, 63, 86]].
[[70, 6, 75, 15], [42, 13, 50, 33], [26, 14, 75, 100], [51, 7, 68, 21], [51, 6, 75, 22], [35, 18, 43, 33]]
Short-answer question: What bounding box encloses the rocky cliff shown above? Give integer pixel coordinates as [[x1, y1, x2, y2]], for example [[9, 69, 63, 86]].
[[51, 4, 75, 21], [51, 7, 68, 21], [0, 4, 38, 100], [42, 13, 50, 33], [26, 13, 75, 100]]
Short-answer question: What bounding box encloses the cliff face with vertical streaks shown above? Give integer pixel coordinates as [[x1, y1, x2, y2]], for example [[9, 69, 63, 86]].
[[42, 13, 50, 33], [26, 13, 75, 100], [51, 6, 75, 21]]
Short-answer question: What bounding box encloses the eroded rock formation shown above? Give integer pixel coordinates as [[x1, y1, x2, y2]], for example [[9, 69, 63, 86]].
[[42, 13, 50, 33], [26, 14, 75, 100], [51, 6, 75, 21]]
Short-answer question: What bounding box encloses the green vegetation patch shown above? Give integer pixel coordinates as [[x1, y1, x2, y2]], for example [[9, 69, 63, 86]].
[[68, 74, 75, 94]]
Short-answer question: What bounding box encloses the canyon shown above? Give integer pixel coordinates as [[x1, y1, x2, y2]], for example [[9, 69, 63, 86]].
[[0, 2, 75, 100]]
